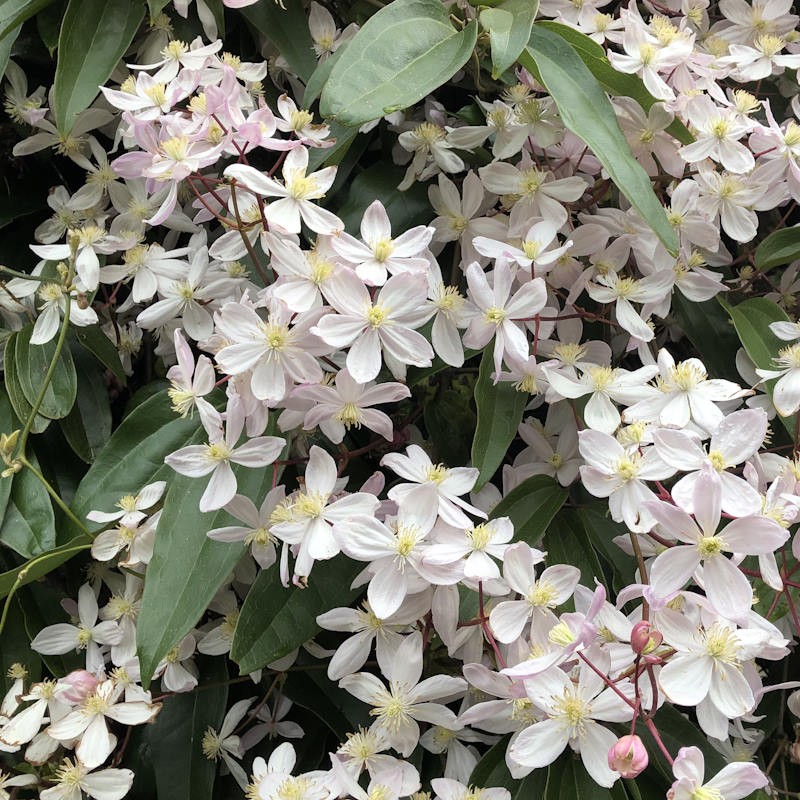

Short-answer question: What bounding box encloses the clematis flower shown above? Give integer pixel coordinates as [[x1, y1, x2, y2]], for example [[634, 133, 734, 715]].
[[668, 746, 767, 800]]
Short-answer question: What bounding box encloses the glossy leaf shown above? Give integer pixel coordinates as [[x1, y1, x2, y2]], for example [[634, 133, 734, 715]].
[[0, 534, 91, 599], [231, 555, 363, 674], [4, 333, 50, 434], [54, 0, 144, 133], [64, 390, 201, 540], [480, 0, 538, 79], [472, 345, 528, 490], [489, 475, 567, 547], [0, 0, 53, 39], [576, 506, 635, 594], [143, 656, 227, 800], [59, 346, 112, 463], [521, 26, 678, 255], [549, 755, 628, 800], [320, 0, 478, 126], [15, 321, 77, 421], [242, 0, 317, 83], [544, 510, 604, 586], [0, 23, 19, 78], [720, 296, 795, 436], [538, 21, 693, 146], [136, 437, 284, 686], [754, 225, 800, 271], [72, 325, 127, 384]]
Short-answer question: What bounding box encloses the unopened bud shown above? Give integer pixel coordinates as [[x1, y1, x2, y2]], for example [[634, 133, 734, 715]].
[[631, 620, 662, 657], [608, 734, 649, 778], [59, 669, 100, 704]]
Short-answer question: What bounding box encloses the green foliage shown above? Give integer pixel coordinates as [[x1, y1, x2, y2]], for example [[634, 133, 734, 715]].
[[471, 345, 528, 490], [521, 26, 679, 255], [489, 475, 567, 547], [320, 0, 478, 126], [479, 0, 538, 80], [754, 225, 800, 271], [54, 0, 144, 133], [4, 334, 50, 433]]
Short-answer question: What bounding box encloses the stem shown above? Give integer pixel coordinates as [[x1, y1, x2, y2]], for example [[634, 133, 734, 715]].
[[478, 581, 506, 669], [0, 267, 51, 282], [20, 456, 90, 535], [628, 532, 650, 621]]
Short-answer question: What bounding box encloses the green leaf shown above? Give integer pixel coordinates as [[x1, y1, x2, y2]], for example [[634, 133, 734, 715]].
[[59, 346, 112, 463], [754, 225, 800, 271], [721, 296, 795, 436], [575, 506, 635, 594], [489, 475, 567, 547], [543, 509, 604, 586], [469, 735, 550, 795], [143, 656, 228, 800], [472, 345, 528, 491], [146, 0, 168, 19], [548, 754, 628, 800], [64, 390, 201, 541], [72, 325, 126, 384], [303, 39, 348, 107], [231, 555, 364, 674], [4, 333, 50, 434], [0, 595, 41, 694], [672, 293, 741, 384], [0, 388, 16, 521], [480, 0, 538, 80], [136, 437, 283, 686], [53, 0, 144, 133], [0, 0, 54, 39], [538, 22, 693, 146], [0, 534, 91, 599], [36, 0, 62, 53], [284, 669, 368, 739], [242, 0, 317, 83], [521, 26, 678, 255], [320, 0, 478, 126], [14, 322, 77, 421], [0, 24, 19, 78], [0, 451, 56, 558]]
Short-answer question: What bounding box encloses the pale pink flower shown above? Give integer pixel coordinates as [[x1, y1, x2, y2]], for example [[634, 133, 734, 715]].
[[668, 746, 767, 800]]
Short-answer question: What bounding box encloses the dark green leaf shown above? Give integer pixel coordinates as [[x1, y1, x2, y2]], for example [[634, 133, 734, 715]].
[[543, 509, 604, 586], [59, 346, 112, 463], [36, 0, 62, 53], [521, 27, 678, 254], [54, 0, 144, 133], [4, 333, 50, 434], [472, 345, 528, 490], [0, 450, 56, 557], [549, 754, 628, 800], [14, 322, 77, 420], [242, 0, 317, 83], [0, 0, 54, 39], [480, 0, 538, 80], [231, 556, 363, 674], [0, 534, 91, 599], [538, 22, 693, 146], [424, 386, 476, 467], [146, 0, 168, 19], [576, 506, 635, 595], [489, 475, 567, 548], [0, 23, 19, 78], [284, 669, 368, 739], [143, 656, 228, 800], [64, 390, 201, 541], [307, 120, 359, 173], [0, 595, 41, 694], [0, 388, 16, 523], [72, 325, 126, 384], [469, 735, 550, 795], [320, 0, 478, 126], [136, 436, 284, 686], [754, 225, 800, 271]]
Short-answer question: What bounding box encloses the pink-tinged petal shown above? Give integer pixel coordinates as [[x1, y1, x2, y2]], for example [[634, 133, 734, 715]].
[[368, 562, 407, 619], [305, 517, 338, 560], [299, 201, 343, 235], [75, 715, 115, 770], [712, 408, 767, 463], [413, 674, 466, 703], [31, 624, 79, 654], [164, 446, 215, 477], [649, 546, 700, 598], [578, 430, 625, 471], [327, 631, 374, 680], [225, 163, 283, 197], [200, 463, 237, 512], [644, 499, 701, 544], [653, 429, 706, 470], [80, 768, 135, 800], [305, 445, 337, 495], [721, 516, 788, 554], [105, 701, 159, 726], [708, 662, 754, 718], [540, 564, 581, 603], [773, 370, 800, 417], [507, 718, 568, 773], [692, 467, 722, 537], [231, 436, 284, 467], [389, 631, 424, 686], [501, 542, 536, 595], [705, 762, 768, 800], [489, 601, 532, 643], [338, 672, 386, 705], [584, 391, 621, 434], [347, 328, 382, 383], [579, 721, 622, 788], [718, 472, 763, 517], [702, 556, 753, 621], [672, 746, 705, 784], [659, 654, 712, 706]]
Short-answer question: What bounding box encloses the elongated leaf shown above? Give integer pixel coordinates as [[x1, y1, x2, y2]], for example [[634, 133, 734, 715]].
[[136, 439, 284, 686], [0, 388, 16, 523], [72, 325, 126, 383], [521, 26, 678, 254], [543, 510, 604, 585], [14, 323, 77, 421], [576, 506, 635, 594], [539, 22, 693, 146], [36, 0, 62, 53], [489, 475, 567, 547], [64, 391, 202, 541], [320, 0, 478, 126], [549, 754, 628, 800], [480, 0, 538, 79], [0, 534, 91, 599], [0, 24, 19, 79], [754, 225, 800, 271], [59, 346, 112, 463], [303, 39, 348, 107], [231, 555, 363, 674], [720, 297, 796, 436], [1, 595, 42, 694], [242, 0, 317, 83], [143, 656, 227, 800], [472, 346, 528, 490], [54, 0, 144, 133], [0, 0, 53, 39], [4, 333, 49, 434], [0, 450, 56, 558]]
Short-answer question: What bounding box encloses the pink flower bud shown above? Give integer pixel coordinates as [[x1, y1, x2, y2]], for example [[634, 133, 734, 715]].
[[630, 620, 663, 657], [608, 734, 649, 778], [59, 670, 100, 704]]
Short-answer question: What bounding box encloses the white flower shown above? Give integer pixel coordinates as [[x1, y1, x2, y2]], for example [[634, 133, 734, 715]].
[[668, 746, 767, 800]]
